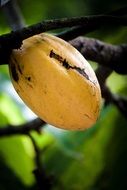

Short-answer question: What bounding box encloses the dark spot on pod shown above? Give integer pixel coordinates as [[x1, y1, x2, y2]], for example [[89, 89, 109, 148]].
[[28, 77, 31, 81], [25, 76, 33, 88], [84, 113, 92, 120], [25, 76, 31, 81], [11, 64, 19, 82], [27, 83, 33, 88]]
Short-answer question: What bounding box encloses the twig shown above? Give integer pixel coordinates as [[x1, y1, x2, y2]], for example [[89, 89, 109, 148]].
[[28, 134, 53, 190], [0, 118, 45, 137], [57, 25, 95, 41], [57, 6, 127, 41], [96, 66, 127, 118], [102, 85, 127, 118], [70, 37, 127, 74], [95, 66, 112, 83], [0, 15, 126, 58]]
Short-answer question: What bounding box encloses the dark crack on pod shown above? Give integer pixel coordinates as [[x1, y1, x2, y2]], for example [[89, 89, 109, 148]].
[[71, 66, 89, 80], [49, 50, 90, 80]]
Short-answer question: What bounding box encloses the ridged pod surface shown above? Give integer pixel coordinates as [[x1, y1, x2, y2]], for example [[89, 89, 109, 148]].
[[9, 33, 101, 130]]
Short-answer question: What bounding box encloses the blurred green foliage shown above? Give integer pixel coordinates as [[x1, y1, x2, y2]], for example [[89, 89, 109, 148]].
[[0, 0, 127, 189]]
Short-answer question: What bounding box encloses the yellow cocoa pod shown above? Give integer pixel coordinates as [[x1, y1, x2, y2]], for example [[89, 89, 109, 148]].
[[9, 33, 101, 130]]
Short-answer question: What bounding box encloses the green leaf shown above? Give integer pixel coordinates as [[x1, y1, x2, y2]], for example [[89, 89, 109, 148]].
[[42, 105, 127, 189], [0, 93, 35, 186], [0, 156, 32, 190], [0, 93, 24, 124]]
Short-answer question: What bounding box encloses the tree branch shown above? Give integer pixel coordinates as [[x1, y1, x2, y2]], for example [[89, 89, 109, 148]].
[[57, 6, 127, 41], [28, 134, 53, 190], [0, 14, 126, 64], [101, 84, 127, 118], [0, 118, 45, 137], [70, 37, 127, 74], [70, 36, 127, 117]]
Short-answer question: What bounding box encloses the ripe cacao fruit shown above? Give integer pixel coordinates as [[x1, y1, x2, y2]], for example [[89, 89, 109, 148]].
[[9, 33, 101, 130]]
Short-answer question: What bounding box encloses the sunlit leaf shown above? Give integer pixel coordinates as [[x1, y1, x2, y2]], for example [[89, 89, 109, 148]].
[[0, 93, 35, 186]]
